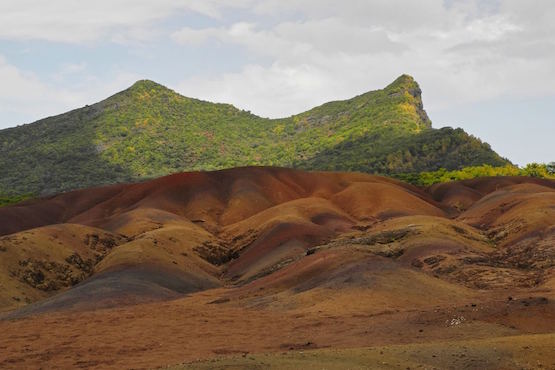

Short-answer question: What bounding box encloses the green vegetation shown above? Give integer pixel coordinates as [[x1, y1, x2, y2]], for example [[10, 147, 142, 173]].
[[0, 74, 511, 197], [397, 163, 555, 186], [0, 194, 33, 207], [296, 126, 507, 173]]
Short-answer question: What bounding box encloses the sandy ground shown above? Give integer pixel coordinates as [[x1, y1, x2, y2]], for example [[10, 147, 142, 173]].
[[175, 334, 555, 370], [1, 286, 553, 369]]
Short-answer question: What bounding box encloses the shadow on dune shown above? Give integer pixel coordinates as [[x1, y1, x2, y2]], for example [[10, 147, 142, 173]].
[[2, 264, 219, 320]]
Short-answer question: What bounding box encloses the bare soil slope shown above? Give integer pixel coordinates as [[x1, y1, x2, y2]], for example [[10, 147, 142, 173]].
[[0, 167, 553, 369]]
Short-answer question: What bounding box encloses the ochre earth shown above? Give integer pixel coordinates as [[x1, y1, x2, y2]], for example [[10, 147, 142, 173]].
[[0, 167, 553, 369]]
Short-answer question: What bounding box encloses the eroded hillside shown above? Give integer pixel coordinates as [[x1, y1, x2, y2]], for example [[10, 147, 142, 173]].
[[0, 167, 553, 369]]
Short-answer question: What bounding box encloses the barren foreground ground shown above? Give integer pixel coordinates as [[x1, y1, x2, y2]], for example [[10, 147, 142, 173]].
[[0, 167, 553, 369]]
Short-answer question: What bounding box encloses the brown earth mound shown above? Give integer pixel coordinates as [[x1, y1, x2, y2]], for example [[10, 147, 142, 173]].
[[0, 167, 553, 369]]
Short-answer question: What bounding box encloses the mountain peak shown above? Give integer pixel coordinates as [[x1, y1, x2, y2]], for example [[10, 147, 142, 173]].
[[379, 74, 430, 127], [128, 79, 171, 91], [393, 73, 415, 83], [385, 74, 419, 93]]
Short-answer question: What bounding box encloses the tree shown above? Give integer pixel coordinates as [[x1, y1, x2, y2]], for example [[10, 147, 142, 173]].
[[522, 163, 547, 178]]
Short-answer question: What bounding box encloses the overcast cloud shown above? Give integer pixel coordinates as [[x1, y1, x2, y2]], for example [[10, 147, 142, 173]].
[[0, 0, 553, 165]]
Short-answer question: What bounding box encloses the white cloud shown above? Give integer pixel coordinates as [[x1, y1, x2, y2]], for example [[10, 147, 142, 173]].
[[178, 62, 336, 117], [0, 55, 68, 115], [173, 18, 405, 59], [170, 0, 555, 118], [0, 55, 140, 127], [2, 1, 555, 138], [0, 0, 246, 43], [172, 27, 219, 45]]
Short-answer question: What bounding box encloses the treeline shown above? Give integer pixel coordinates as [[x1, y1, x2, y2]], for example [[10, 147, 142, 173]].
[[2, 163, 553, 208], [396, 163, 555, 186], [0, 194, 34, 207]]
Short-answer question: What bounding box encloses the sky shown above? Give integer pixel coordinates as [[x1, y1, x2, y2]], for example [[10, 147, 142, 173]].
[[0, 0, 554, 166]]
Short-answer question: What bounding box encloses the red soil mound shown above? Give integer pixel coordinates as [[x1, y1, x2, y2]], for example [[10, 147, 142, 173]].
[[0, 167, 440, 237], [0, 167, 553, 314], [428, 176, 555, 212], [0, 168, 554, 369]]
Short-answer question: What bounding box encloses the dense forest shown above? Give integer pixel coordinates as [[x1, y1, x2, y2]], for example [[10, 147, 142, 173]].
[[396, 163, 555, 186], [0, 75, 510, 199]]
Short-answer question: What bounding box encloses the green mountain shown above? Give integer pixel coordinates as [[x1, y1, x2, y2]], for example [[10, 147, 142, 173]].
[[0, 75, 508, 197]]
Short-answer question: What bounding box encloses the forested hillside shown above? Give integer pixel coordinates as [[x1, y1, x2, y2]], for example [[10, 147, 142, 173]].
[[0, 75, 508, 197]]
